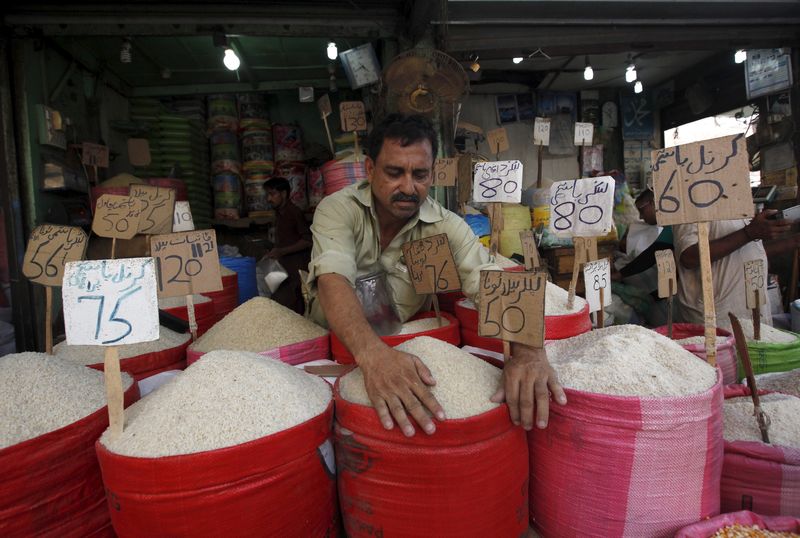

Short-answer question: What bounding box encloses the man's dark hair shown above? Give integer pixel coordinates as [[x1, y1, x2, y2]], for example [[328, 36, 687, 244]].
[[264, 176, 290, 194], [367, 114, 439, 163], [636, 189, 654, 205]]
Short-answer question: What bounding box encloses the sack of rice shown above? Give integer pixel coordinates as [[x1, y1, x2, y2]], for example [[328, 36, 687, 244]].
[[331, 311, 460, 364], [720, 385, 800, 517], [653, 323, 738, 384], [0, 353, 138, 537], [674, 510, 800, 538], [54, 326, 191, 380], [96, 350, 337, 538], [723, 320, 800, 378], [455, 282, 591, 353], [530, 325, 723, 538], [336, 337, 528, 538], [201, 265, 239, 323], [158, 294, 216, 337], [187, 297, 329, 365], [751, 369, 800, 398]]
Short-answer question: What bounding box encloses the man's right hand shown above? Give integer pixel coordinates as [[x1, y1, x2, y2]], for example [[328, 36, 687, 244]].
[[357, 346, 446, 437], [746, 209, 792, 241]]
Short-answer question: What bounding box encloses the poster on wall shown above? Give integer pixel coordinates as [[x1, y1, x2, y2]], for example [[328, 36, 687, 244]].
[[623, 140, 653, 191], [517, 94, 536, 121], [536, 91, 577, 121], [620, 93, 654, 140], [496, 95, 519, 124], [745, 48, 792, 100]]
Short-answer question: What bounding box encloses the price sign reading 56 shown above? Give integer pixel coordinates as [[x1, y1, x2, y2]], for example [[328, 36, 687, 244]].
[[150, 230, 223, 297], [62, 258, 159, 346], [23, 225, 88, 287]]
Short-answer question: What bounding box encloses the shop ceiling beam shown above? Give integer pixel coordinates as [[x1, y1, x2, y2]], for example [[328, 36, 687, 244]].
[[433, 17, 800, 26], [130, 78, 344, 97]]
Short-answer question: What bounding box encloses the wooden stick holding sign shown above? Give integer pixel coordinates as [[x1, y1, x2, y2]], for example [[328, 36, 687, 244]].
[[651, 134, 754, 367], [519, 229, 541, 271], [92, 195, 143, 259], [479, 271, 547, 361], [340, 101, 366, 162], [533, 117, 550, 189], [150, 230, 223, 341], [567, 237, 590, 309], [401, 233, 462, 327], [583, 258, 611, 329], [62, 258, 159, 437], [22, 224, 89, 354], [655, 249, 678, 339], [318, 94, 334, 154], [473, 160, 523, 257], [744, 259, 766, 341]]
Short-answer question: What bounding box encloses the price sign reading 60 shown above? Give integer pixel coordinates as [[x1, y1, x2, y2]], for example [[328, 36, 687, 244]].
[[478, 270, 546, 348], [150, 230, 223, 297]]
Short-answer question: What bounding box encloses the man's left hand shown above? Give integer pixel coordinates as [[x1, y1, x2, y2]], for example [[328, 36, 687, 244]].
[[491, 344, 567, 430]]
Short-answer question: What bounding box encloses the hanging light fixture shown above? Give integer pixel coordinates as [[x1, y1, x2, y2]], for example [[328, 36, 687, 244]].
[[625, 55, 637, 83], [634, 80, 643, 94], [327, 42, 338, 61], [512, 56, 523, 64], [735, 49, 747, 64], [120, 38, 132, 64], [583, 56, 594, 81], [223, 48, 240, 71], [469, 54, 481, 73]]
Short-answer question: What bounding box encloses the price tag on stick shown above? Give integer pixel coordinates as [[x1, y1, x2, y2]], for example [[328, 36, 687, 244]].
[[150, 230, 223, 298], [129, 184, 176, 235], [472, 161, 523, 204], [519, 230, 541, 271], [574, 122, 594, 146], [487, 127, 510, 154], [434, 158, 457, 187], [479, 271, 546, 349], [82, 142, 110, 168], [744, 259, 766, 340], [92, 195, 143, 241], [655, 249, 678, 338], [533, 117, 551, 146], [402, 234, 461, 327], [172, 201, 195, 232], [550, 177, 615, 238], [339, 101, 366, 132], [583, 258, 611, 313]]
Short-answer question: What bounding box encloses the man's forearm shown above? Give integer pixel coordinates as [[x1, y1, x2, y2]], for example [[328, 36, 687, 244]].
[[679, 228, 750, 269], [279, 238, 311, 255], [317, 273, 387, 361]]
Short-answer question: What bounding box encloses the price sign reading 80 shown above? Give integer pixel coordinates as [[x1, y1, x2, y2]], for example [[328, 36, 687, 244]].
[[472, 160, 523, 203], [62, 258, 159, 346], [549, 176, 614, 237], [651, 134, 754, 226], [150, 230, 222, 297], [478, 270, 546, 348]]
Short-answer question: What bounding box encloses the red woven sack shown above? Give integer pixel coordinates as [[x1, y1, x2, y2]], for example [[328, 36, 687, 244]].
[[454, 298, 591, 341], [96, 401, 338, 538], [331, 311, 460, 364], [436, 290, 466, 315], [529, 374, 724, 537], [160, 297, 215, 336], [202, 272, 239, 323], [721, 385, 800, 516], [653, 324, 737, 384], [674, 510, 800, 537], [86, 338, 190, 380], [334, 381, 529, 537], [0, 381, 140, 538]]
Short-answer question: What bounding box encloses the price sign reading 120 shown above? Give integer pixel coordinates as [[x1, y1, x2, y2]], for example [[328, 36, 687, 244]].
[[651, 134, 754, 225], [62, 258, 159, 346], [150, 230, 223, 297], [472, 160, 523, 204]]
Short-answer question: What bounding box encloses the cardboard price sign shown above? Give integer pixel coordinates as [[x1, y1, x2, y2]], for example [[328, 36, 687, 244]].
[[519, 229, 541, 270], [82, 142, 110, 168], [62, 258, 159, 346], [479, 270, 546, 348], [574, 122, 594, 146], [744, 259, 767, 309], [129, 184, 176, 234], [434, 158, 457, 187], [172, 201, 195, 232], [472, 160, 523, 204], [401, 233, 461, 295], [150, 230, 222, 297], [651, 134, 754, 225], [573, 236, 599, 263], [487, 127, 510, 154], [92, 195, 143, 240], [23, 225, 89, 287], [317, 94, 332, 119], [583, 258, 612, 313], [339, 101, 366, 132], [655, 249, 677, 298], [533, 117, 551, 146], [549, 176, 614, 237]]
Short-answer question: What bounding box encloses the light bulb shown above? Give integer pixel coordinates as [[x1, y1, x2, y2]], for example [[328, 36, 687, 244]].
[[223, 48, 240, 71], [584, 65, 594, 81], [327, 42, 338, 61], [512, 56, 523, 64], [735, 49, 747, 64], [625, 64, 637, 83], [634, 80, 643, 94], [120, 40, 132, 64]]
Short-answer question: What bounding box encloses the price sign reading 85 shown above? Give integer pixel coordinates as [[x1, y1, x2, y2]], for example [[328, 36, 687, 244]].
[[472, 160, 523, 203], [583, 258, 611, 313], [478, 270, 546, 348], [150, 230, 222, 297], [651, 134, 754, 226], [549, 176, 614, 237], [401, 233, 461, 295], [62, 258, 159, 346]]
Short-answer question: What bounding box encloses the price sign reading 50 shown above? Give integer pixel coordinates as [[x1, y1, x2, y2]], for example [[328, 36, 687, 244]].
[[62, 258, 159, 346]]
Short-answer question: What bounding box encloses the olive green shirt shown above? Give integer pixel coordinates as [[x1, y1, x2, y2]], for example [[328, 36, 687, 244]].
[[306, 181, 497, 327]]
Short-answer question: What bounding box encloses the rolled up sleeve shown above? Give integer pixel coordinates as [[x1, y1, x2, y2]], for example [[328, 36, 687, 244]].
[[308, 195, 359, 286]]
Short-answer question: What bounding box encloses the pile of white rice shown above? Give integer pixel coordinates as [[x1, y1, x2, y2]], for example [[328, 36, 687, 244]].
[[158, 294, 212, 309], [723, 393, 800, 448], [461, 282, 585, 317], [546, 325, 717, 397], [339, 336, 501, 419], [190, 297, 327, 353], [754, 369, 800, 398], [54, 326, 190, 365], [397, 317, 450, 335], [100, 350, 331, 457], [677, 335, 710, 346], [721, 319, 798, 344], [0, 352, 134, 448]]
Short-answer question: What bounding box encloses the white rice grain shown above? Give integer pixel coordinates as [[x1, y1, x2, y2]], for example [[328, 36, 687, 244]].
[[723, 393, 800, 449], [158, 294, 211, 309], [461, 281, 585, 317], [397, 317, 450, 335], [54, 326, 190, 364], [722, 319, 799, 344], [754, 369, 800, 398]]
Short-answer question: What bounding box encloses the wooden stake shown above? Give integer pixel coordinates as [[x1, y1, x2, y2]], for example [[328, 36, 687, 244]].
[[322, 116, 335, 155], [503, 340, 510, 362], [45, 286, 53, 355], [186, 293, 198, 341], [353, 135, 360, 163], [104, 346, 124, 438], [432, 294, 443, 327], [111, 237, 117, 260], [697, 222, 717, 367], [578, 148, 584, 178], [598, 287, 605, 329], [536, 143, 543, 189], [753, 290, 761, 341], [667, 279, 674, 340], [489, 202, 503, 256], [567, 256, 581, 310]]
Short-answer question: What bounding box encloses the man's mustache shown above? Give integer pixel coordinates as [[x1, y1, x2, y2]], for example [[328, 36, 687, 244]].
[[391, 193, 419, 203]]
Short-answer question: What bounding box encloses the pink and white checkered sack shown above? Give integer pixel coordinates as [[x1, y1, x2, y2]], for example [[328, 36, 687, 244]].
[[528, 373, 724, 537], [721, 385, 800, 516]]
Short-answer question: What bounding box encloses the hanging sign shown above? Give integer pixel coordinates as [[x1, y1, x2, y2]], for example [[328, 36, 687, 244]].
[[62, 258, 159, 346], [172, 201, 195, 232], [472, 160, 523, 203], [434, 158, 457, 187], [129, 184, 176, 235], [651, 134, 754, 225], [574, 122, 594, 146], [401, 233, 461, 295], [549, 176, 615, 237], [82, 142, 110, 168], [317, 94, 332, 119], [744, 259, 767, 309], [533, 117, 551, 146], [339, 101, 366, 132], [655, 249, 677, 298], [92, 195, 143, 240], [22, 225, 89, 287], [487, 127, 510, 154], [150, 230, 222, 297], [583, 258, 612, 313], [479, 270, 546, 348]]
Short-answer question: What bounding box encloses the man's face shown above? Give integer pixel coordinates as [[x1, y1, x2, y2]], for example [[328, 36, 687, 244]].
[[365, 138, 434, 224], [636, 197, 657, 225], [266, 188, 286, 209]]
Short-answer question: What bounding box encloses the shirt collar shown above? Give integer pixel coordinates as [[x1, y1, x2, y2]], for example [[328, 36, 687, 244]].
[[354, 180, 443, 224]]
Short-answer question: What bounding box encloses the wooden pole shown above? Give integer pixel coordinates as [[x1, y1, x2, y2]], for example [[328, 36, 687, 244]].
[[103, 346, 124, 438], [322, 116, 335, 155], [536, 143, 543, 189], [111, 237, 117, 260], [598, 286, 605, 329], [753, 290, 761, 341], [432, 294, 443, 327], [667, 279, 674, 340], [698, 222, 717, 367], [353, 134, 360, 163], [567, 259, 580, 310], [186, 293, 198, 341], [503, 340, 510, 362], [489, 202, 502, 257], [45, 286, 53, 355]]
